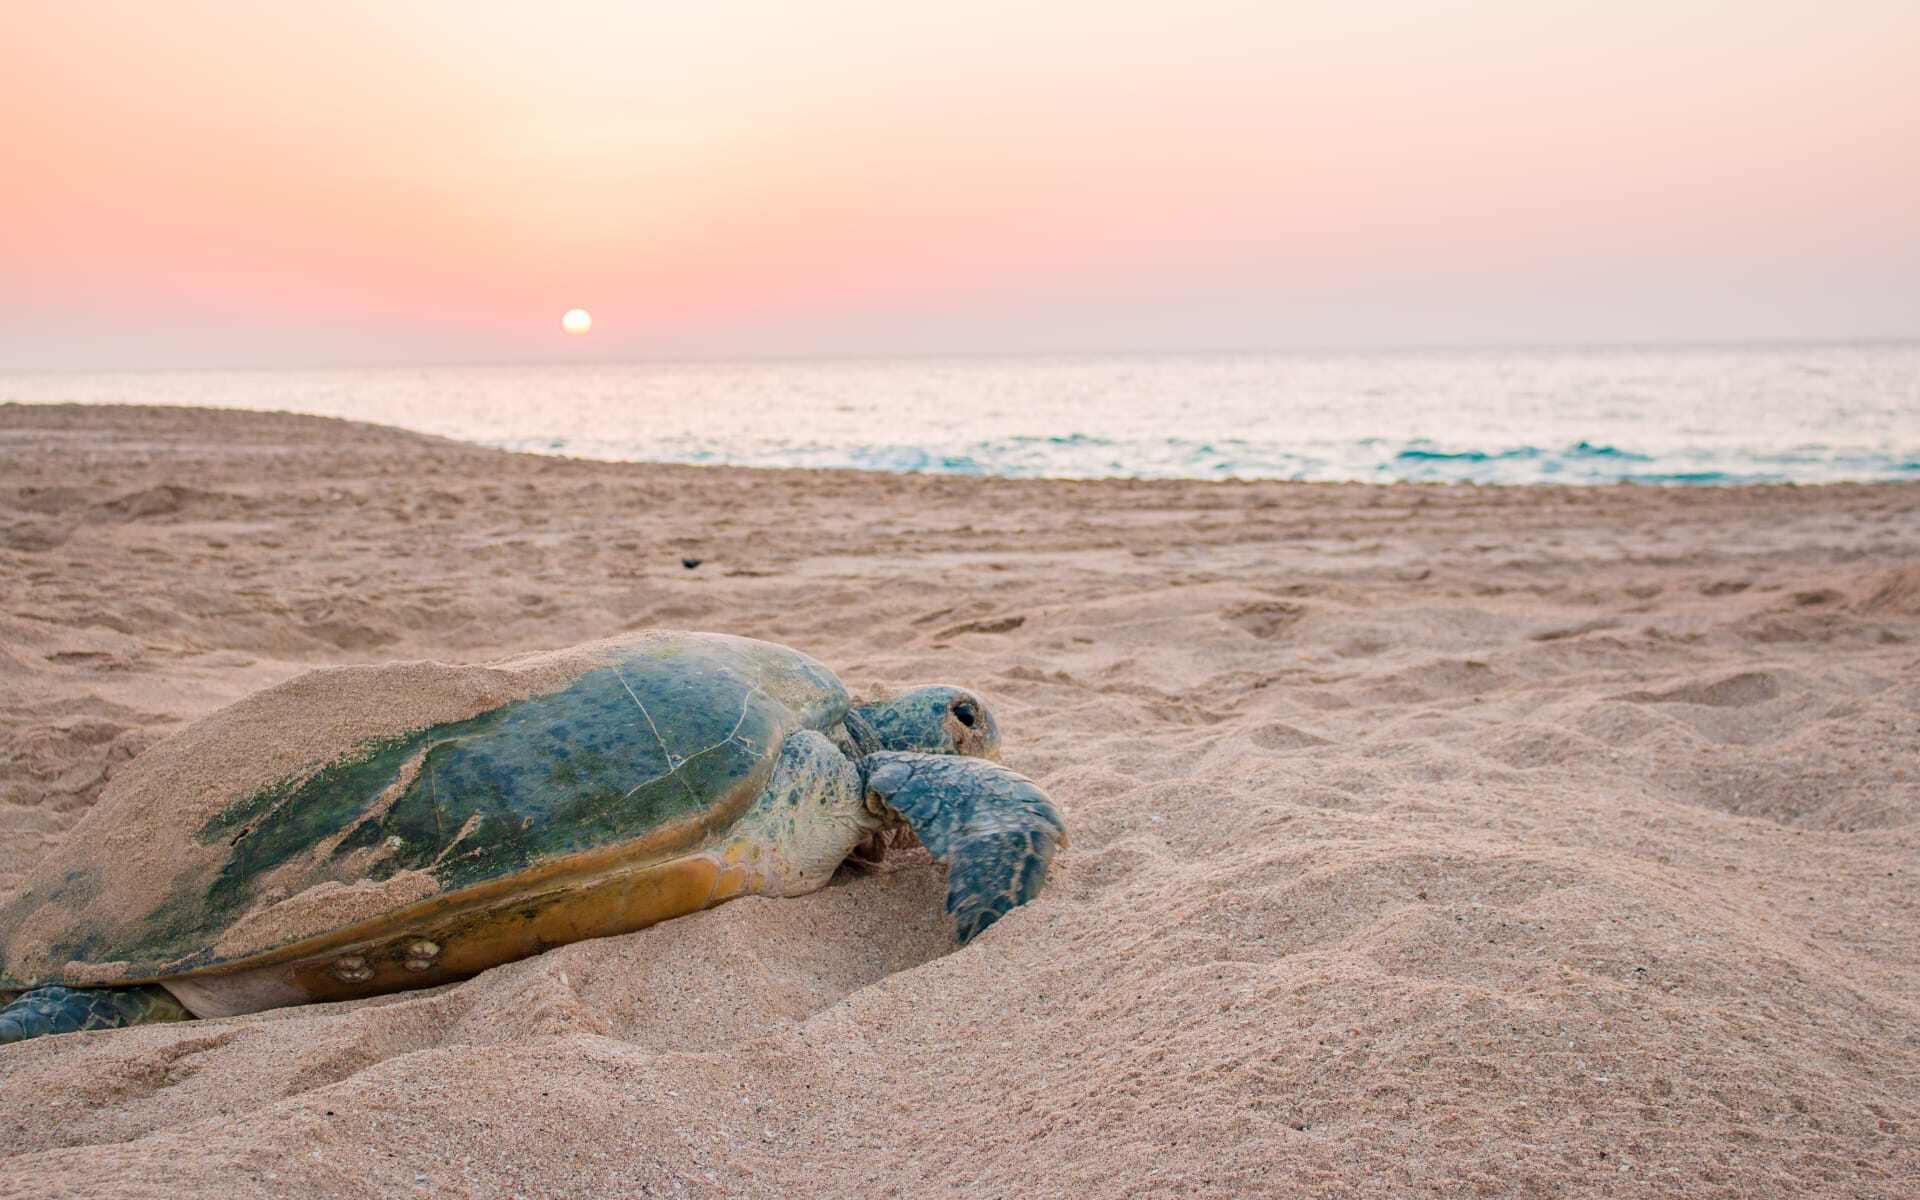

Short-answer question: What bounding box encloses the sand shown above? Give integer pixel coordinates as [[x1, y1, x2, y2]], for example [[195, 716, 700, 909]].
[[1, 401, 1917, 1199]]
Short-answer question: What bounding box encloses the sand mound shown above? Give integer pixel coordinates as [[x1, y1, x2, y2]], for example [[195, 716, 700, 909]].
[[1855, 565, 1920, 617], [1, 405, 1916, 1198]]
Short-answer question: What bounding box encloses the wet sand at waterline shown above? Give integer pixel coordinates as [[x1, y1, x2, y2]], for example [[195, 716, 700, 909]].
[[1, 403, 1916, 1198]]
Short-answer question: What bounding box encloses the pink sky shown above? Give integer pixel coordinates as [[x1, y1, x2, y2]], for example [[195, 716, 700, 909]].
[[3, 1, 1917, 367]]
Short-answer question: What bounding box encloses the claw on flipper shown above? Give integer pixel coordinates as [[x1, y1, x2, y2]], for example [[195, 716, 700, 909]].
[[845, 829, 888, 874]]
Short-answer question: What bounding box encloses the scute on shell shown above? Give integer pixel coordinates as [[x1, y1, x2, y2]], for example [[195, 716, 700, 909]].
[[0, 632, 849, 989]]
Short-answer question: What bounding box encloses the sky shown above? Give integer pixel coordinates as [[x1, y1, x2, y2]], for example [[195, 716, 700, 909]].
[[2, 1, 1917, 368]]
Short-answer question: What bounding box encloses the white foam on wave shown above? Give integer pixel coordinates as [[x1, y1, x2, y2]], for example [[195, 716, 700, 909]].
[[10, 343, 1918, 485]]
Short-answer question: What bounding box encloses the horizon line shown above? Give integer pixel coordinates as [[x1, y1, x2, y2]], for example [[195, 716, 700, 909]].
[[3, 333, 1917, 377]]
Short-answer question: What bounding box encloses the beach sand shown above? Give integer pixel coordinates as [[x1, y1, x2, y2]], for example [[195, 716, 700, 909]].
[[1, 402, 1916, 1199]]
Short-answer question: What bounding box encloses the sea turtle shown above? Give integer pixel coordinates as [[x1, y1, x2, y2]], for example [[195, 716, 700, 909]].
[[0, 632, 1065, 1044]]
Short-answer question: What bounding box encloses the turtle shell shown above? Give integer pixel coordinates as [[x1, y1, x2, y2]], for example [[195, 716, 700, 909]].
[[0, 632, 849, 993]]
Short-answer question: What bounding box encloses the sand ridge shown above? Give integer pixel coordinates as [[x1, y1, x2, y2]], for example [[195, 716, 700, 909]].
[[1, 403, 1917, 1198]]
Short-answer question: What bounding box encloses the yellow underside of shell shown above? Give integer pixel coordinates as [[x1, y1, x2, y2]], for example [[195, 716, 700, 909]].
[[170, 842, 772, 1015]]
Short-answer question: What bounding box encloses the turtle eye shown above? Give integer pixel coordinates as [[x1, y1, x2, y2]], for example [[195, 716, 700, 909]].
[[952, 700, 978, 728]]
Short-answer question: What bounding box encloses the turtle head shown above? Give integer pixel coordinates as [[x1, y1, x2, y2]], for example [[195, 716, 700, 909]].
[[847, 686, 1000, 761]]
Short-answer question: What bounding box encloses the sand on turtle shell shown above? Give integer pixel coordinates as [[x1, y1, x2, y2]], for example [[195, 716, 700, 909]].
[[0, 403, 1917, 1199], [0, 639, 683, 984], [208, 873, 443, 961]]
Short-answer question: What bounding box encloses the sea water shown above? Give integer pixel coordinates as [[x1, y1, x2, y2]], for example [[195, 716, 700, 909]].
[[8, 343, 1917, 485]]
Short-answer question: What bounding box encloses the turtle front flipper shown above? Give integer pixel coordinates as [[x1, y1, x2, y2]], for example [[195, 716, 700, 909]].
[[861, 752, 1067, 944], [0, 984, 191, 1045]]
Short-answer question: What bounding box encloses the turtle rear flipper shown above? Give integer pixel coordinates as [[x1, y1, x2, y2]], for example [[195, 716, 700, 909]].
[[861, 753, 1066, 944], [0, 984, 191, 1044]]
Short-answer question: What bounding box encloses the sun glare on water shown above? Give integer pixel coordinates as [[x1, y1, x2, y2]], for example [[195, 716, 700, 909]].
[[561, 308, 593, 335]]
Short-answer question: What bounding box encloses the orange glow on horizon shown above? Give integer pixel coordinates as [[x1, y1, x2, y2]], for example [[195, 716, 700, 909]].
[[2, 1, 1916, 366]]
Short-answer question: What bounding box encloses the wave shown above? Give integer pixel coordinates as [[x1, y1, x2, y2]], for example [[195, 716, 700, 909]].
[[23, 344, 1919, 487], [495, 435, 1920, 486]]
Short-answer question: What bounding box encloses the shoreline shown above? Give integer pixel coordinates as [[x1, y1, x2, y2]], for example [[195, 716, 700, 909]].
[[8, 401, 1917, 493], [2, 402, 1917, 1198]]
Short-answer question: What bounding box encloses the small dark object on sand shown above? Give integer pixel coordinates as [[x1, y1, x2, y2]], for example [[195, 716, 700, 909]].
[[682, 557, 703, 570]]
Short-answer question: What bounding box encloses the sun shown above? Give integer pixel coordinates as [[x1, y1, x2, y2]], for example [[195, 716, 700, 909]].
[[560, 308, 593, 335]]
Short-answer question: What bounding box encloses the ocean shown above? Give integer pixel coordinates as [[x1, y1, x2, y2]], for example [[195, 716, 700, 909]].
[[7, 342, 1917, 486]]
